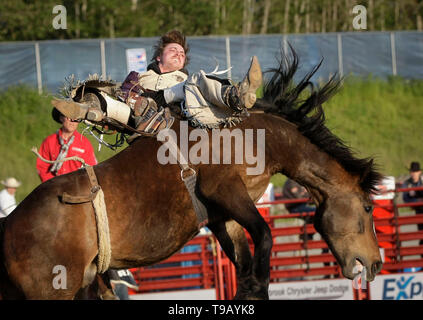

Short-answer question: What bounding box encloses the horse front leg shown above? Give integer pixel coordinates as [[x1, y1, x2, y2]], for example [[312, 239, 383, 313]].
[[208, 219, 255, 299], [201, 175, 273, 299]]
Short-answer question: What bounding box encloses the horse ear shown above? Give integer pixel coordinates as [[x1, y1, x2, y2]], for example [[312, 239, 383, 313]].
[[359, 159, 373, 184], [359, 159, 383, 193]]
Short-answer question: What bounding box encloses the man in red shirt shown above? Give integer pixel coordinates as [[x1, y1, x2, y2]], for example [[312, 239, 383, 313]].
[[36, 107, 97, 182]]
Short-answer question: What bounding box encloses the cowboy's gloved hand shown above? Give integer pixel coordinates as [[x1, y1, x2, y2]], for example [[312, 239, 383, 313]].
[[141, 90, 167, 107]]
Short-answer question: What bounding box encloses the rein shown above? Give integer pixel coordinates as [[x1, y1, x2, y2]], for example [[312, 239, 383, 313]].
[[31, 146, 86, 167], [103, 117, 157, 137], [82, 117, 164, 149]]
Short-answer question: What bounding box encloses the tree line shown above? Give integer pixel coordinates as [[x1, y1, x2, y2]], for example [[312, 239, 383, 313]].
[[1, 0, 422, 41]]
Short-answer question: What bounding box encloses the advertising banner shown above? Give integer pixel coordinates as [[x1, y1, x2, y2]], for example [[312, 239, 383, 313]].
[[130, 288, 216, 300], [268, 279, 354, 300], [126, 48, 147, 74], [370, 272, 423, 300]]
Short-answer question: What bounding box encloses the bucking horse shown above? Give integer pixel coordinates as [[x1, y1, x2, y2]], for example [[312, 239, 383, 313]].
[[0, 49, 383, 299]]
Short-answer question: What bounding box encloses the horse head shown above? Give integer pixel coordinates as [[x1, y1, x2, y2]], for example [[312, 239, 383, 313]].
[[257, 45, 383, 282], [313, 175, 383, 281]]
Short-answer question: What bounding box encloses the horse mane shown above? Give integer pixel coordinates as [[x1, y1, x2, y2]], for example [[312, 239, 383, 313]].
[[255, 46, 383, 193]]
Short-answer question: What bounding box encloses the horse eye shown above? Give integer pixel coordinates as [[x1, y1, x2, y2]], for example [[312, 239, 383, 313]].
[[364, 206, 372, 213]]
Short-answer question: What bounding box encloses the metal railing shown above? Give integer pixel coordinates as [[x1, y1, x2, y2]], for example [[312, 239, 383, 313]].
[[129, 185, 423, 300]]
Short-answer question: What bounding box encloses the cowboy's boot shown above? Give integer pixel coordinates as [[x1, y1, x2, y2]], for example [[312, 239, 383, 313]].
[[80, 92, 104, 122], [239, 56, 262, 108], [51, 95, 104, 122], [222, 56, 262, 111]]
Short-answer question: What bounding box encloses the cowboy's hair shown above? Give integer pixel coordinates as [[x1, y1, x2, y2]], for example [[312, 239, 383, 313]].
[[152, 30, 190, 67]]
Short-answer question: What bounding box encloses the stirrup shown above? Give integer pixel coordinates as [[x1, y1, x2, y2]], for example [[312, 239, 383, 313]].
[[127, 107, 174, 143]]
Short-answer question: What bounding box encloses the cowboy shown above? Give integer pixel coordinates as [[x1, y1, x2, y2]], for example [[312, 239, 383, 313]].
[[0, 177, 21, 217], [52, 30, 262, 133], [36, 109, 98, 182]]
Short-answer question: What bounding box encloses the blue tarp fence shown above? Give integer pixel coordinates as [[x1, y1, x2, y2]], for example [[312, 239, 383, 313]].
[[0, 31, 422, 94]]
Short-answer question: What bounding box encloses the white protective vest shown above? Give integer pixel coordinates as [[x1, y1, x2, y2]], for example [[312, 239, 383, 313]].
[[105, 69, 188, 123], [138, 69, 188, 91]]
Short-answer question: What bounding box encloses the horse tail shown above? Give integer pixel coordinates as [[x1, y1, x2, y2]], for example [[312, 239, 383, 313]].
[[0, 217, 24, 299]]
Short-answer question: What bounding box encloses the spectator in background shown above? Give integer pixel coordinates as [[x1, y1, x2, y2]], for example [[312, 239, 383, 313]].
[[282, 179, 315, 241], [283, 179, 315, 214], [36, 107, 97, 182], [0, 177, 21, 217], [402, 161, 423, 248]]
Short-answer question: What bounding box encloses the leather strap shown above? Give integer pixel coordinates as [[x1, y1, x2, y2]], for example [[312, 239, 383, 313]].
[[86, 166, 100, 193], [163, 134, 208, 228], [62, 192, 96, 204], [61, 166, 100, 204]]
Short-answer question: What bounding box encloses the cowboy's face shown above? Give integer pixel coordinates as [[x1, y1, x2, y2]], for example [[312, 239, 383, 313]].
[[60, 116, 79, 133], [157, 43, 186, 73], [6, 187, 17, 195]]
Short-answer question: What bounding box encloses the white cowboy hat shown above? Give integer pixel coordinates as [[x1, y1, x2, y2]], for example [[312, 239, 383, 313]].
[[1, 177, 21, 188]]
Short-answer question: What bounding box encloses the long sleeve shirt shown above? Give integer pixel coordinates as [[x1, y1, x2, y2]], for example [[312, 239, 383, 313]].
[[36, 129, 97, 182], [0, 189, 17, 217]]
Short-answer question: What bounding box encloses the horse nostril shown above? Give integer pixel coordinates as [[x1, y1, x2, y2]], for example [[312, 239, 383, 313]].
[[372, 261, 383, 275]]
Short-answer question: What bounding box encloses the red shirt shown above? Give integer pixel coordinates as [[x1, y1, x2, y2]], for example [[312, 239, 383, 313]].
[[36, 129, 97, 182]]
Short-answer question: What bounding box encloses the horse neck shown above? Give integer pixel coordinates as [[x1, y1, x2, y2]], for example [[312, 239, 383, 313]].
[[260, 114, 354, 205]]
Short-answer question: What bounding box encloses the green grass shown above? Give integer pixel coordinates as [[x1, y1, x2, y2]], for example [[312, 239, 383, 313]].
[[1, 76, 423, 201], [324, 76, 423, 178]]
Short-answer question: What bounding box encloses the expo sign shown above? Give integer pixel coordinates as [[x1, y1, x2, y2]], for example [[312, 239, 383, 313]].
[[370, 273, 423, 300]]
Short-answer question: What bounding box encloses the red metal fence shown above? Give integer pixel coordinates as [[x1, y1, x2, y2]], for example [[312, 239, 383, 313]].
[[129, 186, 423, 300]]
